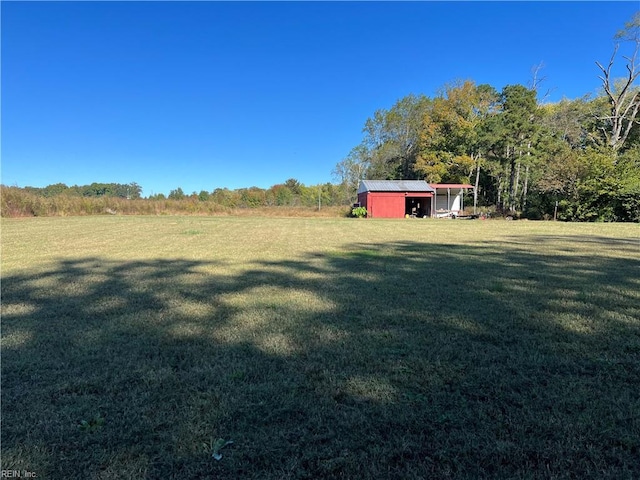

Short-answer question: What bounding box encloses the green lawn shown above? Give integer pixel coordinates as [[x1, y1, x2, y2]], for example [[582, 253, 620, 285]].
[[2, 216, 639, 479]]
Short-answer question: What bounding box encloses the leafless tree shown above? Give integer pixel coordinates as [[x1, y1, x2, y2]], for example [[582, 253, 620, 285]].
[[529, 61, 554, 102], [595, 12, 640, 151]]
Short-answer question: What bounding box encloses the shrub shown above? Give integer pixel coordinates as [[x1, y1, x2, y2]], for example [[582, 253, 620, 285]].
[[351, 206, 367, 218]]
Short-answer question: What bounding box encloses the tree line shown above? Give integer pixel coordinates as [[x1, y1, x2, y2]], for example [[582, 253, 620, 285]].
[[0, 179, 352, 217], [23, 182, 143, 199], [150, 179, 347, 208], [10, 179, 348, 208], [333, 14, 640, 221]]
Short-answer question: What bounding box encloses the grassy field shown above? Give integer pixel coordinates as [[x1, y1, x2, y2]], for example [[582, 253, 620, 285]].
[[2, 216, 639, 479]]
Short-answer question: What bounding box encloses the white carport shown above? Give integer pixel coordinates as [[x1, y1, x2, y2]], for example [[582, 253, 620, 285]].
[[430, 184, 473, 218]]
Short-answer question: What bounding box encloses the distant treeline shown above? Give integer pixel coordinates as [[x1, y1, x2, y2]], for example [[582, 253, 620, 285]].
[[23, 182, 143, 199], [155, 179, 349, 208], [0, 179, 352, 218]]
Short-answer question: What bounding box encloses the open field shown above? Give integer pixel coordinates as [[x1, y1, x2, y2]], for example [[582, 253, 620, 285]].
[[2, 216, 639, 479]]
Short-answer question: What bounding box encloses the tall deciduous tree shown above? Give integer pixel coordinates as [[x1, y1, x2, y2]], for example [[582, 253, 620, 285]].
[[362, 94, 430, 179], [539, 98, 595, 149], [415, 81, 498, 212], [332, 145, 370, 203], [416, 81, 478, 183], [595, 12, 640, 152]]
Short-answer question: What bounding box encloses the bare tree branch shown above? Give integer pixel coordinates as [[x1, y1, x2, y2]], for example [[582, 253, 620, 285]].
[[595, 35, 640, 150]]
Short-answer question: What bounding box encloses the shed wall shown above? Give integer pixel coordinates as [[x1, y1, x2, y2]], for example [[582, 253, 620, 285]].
[[367, 192, 405, 218], [360, 192, 433, 218]]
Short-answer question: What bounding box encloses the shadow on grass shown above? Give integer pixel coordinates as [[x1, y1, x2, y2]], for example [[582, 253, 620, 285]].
[[499, 235, 640, 253], [2, 240, 639, 479]]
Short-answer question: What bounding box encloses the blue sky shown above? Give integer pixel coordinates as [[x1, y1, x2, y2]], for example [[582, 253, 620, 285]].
[[2, 1, 638, 197]]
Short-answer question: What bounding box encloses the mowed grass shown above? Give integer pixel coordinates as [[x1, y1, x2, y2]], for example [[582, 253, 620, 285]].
[[1, 216, 639, 479]]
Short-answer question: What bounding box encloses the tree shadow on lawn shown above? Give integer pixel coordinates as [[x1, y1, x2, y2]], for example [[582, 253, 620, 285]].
[[2, 240, 639, 479], [497, 235, 640, 253]]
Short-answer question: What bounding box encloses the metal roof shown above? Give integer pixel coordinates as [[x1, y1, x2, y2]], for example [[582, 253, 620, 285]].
[[430, 183, 474, 189], [358, 180, 435, 194]]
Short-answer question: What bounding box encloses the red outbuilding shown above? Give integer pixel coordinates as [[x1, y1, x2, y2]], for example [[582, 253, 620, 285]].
[[357, 180, 435, 218], [357, 180, 474, 218]]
